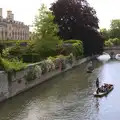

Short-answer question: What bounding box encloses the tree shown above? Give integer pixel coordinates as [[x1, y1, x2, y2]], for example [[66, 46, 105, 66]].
[[110, 19, 120, 38], [111, 19, 120, 29], [100, 28, 110, 40], [50, 0, 104, 55], [33, 5, 62, 58], [60, 40, 83, 56]]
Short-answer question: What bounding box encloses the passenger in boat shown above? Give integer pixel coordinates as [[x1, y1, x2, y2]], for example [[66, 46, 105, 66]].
[[101, 85, 105, 92], [104, 84, 110, 92], [104, 83, 108, 88], [104, 86, 108, 92], [104, 84, 110, 91], [108, 84, 111, 89], [96, 78, 99, 88]]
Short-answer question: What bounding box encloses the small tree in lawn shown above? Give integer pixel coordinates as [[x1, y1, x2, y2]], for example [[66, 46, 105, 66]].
[[34, 4, 62, 58]]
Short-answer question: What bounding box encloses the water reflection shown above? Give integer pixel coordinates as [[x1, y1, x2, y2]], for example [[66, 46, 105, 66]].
[[0, 56, 120, 120], [95, 98, 99, 112]]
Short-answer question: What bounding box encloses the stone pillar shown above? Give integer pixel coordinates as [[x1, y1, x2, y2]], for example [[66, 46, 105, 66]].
[[0, 8, 2, 17]]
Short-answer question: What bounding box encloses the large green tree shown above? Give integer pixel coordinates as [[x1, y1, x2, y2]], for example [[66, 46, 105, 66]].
[[34, 5, 62, 58], [110, 19, 120, 38]]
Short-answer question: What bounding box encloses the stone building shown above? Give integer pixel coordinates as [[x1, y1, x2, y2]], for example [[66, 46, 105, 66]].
[[0, 8, 29, 40]]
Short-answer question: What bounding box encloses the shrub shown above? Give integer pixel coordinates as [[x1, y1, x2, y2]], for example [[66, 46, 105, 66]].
[[104, 40, 113, 47], [0, 56, 26, 72], [104, 38, 120, 47], [61, 40, 83, 57], [64, 40, 82, 44], [25, 70, 36, 82], [2, 46, 24, 59], [66, 54, 73, 64], [39, 61, 47, 74], [2, 48, 10, 58], [33, 5, 62, 59], [111, 38, 120, 45], [46, 58, 55, 71], [22, 54, 41, 63]]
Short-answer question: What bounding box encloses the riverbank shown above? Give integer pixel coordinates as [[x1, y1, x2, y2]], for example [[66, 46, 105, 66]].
[[0, 57, 89, 103]]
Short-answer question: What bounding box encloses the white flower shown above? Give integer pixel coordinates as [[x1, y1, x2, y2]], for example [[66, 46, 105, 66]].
[[34, 65, 42, 78]]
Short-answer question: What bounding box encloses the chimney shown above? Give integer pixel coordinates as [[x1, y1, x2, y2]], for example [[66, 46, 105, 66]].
[[0, 8, 2, 17], [11, 14, 14, 20], [7, 10, 12, 19]]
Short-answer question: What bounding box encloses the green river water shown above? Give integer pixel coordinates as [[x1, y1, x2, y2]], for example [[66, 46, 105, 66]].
[[0, 55, 120, 120]]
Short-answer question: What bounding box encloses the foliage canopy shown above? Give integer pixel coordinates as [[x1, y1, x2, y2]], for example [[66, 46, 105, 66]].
[[34, 5, 62, 58], [50, 0, 104, 55]]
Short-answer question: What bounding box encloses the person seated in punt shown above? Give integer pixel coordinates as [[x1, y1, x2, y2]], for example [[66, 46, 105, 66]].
[[98, 85, 108, 93], [104, 83, 112, 89], [100, 86, 106, 92], [104, 83, 109, 87]]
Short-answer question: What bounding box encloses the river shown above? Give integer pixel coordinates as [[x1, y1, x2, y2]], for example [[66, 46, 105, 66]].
[[0, 55, 120, 120]]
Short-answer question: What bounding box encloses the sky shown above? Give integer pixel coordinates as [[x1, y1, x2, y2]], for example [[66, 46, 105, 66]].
[[0, 0, 120, 30]]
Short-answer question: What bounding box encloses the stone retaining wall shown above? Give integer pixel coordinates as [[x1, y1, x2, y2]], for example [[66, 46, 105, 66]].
[[0, 57, 89, 102]]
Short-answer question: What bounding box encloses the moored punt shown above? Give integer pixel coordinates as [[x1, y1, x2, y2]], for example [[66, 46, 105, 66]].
[[86, 65, 94, 73], [87, 69, 94, 73], [116, 54, 120, 60], [94, 84, 114, 97]]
